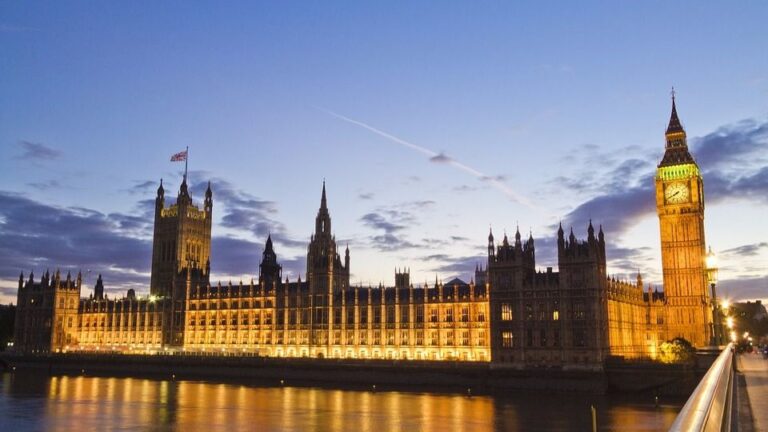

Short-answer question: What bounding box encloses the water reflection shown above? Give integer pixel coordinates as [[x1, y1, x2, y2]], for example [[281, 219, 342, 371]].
[[0, 372, 680, 431]]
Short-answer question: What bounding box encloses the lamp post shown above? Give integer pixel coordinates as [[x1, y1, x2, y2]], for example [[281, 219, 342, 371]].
[[705, 247, 720, 346]]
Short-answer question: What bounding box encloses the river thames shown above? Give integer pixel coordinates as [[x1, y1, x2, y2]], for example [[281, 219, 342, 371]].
[[0, 372, 682, 431]]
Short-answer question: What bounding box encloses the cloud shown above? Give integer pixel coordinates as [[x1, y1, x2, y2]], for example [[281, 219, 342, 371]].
[[360, 213, 407, 234], [0, 188, 314, 301], [320, 108, 539, 211], [721, 242, 768, 257], [360, 210, 417, 251], [452, 185, 477, 193], [27, 180, 61, 191], [429, 153, 452, 164], [560, 117, 768, 238], [188, 177, 305, 248], [127, 180, 157, 195], [692, 119, 768, 170], [16, 141, 61, 160], [562, 177, 655, 238], [430, 254, 486, 277], [358, 192, 375, 200], [718, 275, 768, 302], [0, 191, 153, 296]]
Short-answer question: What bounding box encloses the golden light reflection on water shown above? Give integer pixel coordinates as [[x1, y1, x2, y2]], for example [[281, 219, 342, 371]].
[[1, 373, 681, 431]]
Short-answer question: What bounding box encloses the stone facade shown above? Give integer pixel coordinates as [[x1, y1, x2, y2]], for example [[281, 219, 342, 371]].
[[12, 101, 713, 367], [655, 96, 712, 347]]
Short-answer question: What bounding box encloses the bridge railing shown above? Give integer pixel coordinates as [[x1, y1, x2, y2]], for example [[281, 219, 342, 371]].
[[669, 343, 734, 432]]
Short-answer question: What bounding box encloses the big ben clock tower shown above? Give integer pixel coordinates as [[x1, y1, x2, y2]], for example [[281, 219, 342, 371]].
[[655, 93, 712, 347]]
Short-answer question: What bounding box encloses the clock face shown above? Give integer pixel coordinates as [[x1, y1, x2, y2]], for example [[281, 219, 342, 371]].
[[665, 182, 689, 204]]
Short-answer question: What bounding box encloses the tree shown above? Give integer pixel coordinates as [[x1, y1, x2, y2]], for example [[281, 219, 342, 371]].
[[659, 337, 695, 364]]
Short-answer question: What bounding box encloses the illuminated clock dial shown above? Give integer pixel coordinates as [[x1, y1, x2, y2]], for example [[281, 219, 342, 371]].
[[665, 182, 689, 204]]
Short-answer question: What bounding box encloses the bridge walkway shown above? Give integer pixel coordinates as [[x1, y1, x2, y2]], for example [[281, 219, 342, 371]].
[[738, 353, 768, 431]]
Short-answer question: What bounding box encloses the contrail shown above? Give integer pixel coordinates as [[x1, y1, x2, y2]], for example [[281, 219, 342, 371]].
[[319, 108, 539, 211]]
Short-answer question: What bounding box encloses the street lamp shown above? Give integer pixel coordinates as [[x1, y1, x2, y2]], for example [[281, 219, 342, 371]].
[[705, 247, 721, 346]]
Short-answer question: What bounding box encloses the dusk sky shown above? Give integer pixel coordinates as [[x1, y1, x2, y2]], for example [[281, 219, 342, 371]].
[[1, 2, 767, 304]]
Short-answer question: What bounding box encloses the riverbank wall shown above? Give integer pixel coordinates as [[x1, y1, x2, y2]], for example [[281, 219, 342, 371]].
[[0, 353, 704, 396]]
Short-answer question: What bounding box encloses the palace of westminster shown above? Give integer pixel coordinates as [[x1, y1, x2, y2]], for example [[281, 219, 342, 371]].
[[12, 100, 715, 367]]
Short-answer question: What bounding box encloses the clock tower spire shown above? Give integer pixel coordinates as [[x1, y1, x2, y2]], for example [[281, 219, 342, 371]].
[[655, 92, 711, 347]]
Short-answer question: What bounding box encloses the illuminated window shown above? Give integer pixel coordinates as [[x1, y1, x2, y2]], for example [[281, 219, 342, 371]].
[[461, 331, 469, 346], [502, 331, 514, 348], [553, 310, 560, 321], [477, 309, 486, 322], [461, 307, 469, 322], [445, 308, 454, 323], [501, 303, 513, 321], [430, 308, 438, 323]]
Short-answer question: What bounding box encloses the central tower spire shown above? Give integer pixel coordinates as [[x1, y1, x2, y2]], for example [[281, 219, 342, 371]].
[[321, 179, 327, 210], [315, 180, 331, 236]]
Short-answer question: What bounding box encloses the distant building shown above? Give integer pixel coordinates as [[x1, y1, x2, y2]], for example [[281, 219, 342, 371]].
[[12, 100, 715, 367]]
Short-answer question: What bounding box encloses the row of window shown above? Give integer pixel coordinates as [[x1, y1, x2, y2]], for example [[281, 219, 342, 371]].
[[499, 301, 587, 321], [186, 330, 487, 347], [500, 329, 587, 348], [189, 299, 274, 310]]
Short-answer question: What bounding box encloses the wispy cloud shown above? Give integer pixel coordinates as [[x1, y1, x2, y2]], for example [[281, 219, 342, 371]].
[[319, 108, 540, 212], [559, 117, 768, 237], [16, 141, 61, 161], [27, 180, 61, 191], [187, 175, 305, 248]]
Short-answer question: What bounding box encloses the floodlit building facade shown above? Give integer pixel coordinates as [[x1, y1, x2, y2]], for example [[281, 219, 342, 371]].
[[13, 101, 712, 367]]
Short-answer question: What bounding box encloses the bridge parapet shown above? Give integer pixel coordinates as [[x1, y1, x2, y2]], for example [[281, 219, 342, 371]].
[[670, 343, 734, 432]]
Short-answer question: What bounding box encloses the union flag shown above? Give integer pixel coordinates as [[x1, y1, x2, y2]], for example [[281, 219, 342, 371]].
[[170, 150, 188, 162]]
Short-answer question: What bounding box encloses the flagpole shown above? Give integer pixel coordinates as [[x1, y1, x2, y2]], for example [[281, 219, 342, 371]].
[[184, 146, 188, 182]]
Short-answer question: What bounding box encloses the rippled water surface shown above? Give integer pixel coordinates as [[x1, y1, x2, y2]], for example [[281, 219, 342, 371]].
[[0, 372, 682, 431]]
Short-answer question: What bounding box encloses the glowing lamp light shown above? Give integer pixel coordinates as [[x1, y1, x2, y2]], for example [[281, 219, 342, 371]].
[[726, 317, 734, 329], [705, 248, 719, 284], [721, 299, 730, 310]]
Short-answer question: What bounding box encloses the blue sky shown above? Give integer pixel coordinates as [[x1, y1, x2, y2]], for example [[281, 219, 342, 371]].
[[1, 2, 767, 303]]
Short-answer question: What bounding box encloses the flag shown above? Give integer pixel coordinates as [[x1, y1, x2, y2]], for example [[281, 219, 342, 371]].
[[170, 150, 188, 162]]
